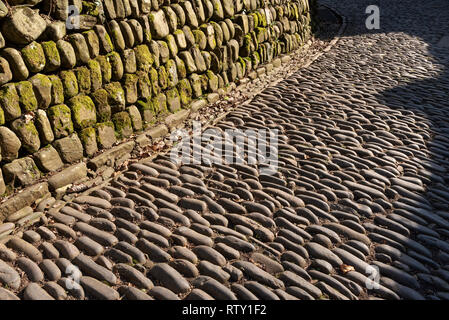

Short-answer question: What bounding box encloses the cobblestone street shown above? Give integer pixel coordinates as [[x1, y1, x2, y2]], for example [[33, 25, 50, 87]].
[[2, 0, 449, 300]]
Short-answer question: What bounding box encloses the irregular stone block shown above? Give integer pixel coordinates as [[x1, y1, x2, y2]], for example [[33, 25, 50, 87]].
[[30, 74, 52, 109], [0, 182, 48, 222], [1, 48, 29, 81], [2, 157, 41, 186], [2, 7, 47, 45], [79, 127, 98, 157], [53, 133, 84, 163], [96, 121, 116, 149], [0, 84, 21, 122], [47, 104, 74, 139], [68, 95, 97, 130], [112, 111, 133, 138], [34, 145, 63, 173], [11, 117, 41, 154]]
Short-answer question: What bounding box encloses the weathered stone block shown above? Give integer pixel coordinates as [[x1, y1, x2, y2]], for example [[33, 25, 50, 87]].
[[112, 111, 133, 138], [53, 133, 84, 163], [67, 33, 91, 65], [0, 84, 21, 122], [166, 88, 181, 113], [56, 40, 77, 69], [91, 89, 111, 122], [48, 163, 87, 191], [0, 57, 12, 86], [35, 110, 54, 145], [2, 7, 47, 45], [41, 41, 61, 73], [47, 104, 74, 139], [149, 10, 170, 39], [34, 145, 63, 173], [127, 105, 143, 131], [21, 41, 46, 73], [104, 82, 126, 112], [0, 182, 48, 222], [60, 70, 79, 99], [68, 95, 97, 130], [96, 122, 116, 149], [79, 127, 98, 157], [16, 81, 37, 112], [1, 48, 29, 81], [11, 118, 41, 154], [48, 75, 64, 105], [75, 66, 92, 94], [2, 157, 41, 187], [0, 127, 21, 162], [30, 74, 52, 109]]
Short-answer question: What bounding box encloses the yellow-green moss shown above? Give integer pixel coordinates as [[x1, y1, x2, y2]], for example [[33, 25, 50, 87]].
[[47, 104, 74, 138], [41, 41, 61, 72], [134, 44, 154, 72], [21, 41, 46, 73], [60, 70, 79, 98], [16, 81, 38, 112], [75, 66, 92, 94], [95, 55, 112, 84]]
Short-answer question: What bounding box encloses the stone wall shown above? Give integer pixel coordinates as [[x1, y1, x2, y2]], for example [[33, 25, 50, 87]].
[[0, 0, 313, 199]]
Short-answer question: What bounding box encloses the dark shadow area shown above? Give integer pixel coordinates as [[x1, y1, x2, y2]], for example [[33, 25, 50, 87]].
[[312, 0, 449, 297]]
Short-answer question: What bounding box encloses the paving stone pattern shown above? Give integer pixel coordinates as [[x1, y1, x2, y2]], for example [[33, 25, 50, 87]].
[[1, 0, 449, 300]]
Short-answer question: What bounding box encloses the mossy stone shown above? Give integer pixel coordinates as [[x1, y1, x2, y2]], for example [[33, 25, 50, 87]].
[[75, 66, 92, 94], [148, 67, 160, 96], [83, 1, 101, 16], [123, 73, 139, 104], [16, 81, 38, 112], [149, 40, 160, 68], [174, 29, 187, 50], [41, 41, 61, 73], [174, 56, 187, 79], [48, 75, 64, 105], [211, 0, 224, 20], [122, 49, 137, 74], [91, 88, 111, 122], [165, 34, 178, 58], [83, 30, 100, 59], [95, 55, 112, 84], [0, 106, 4, 125], [165, 88, 181, 113], [112, 111, 133, 138], [151, 93, 167, 115], [21, 41, 46, 73], [68, 95, 97, 130], [47, 104, 74, 139], [157, 40, 170, 64], [192, 29, 207, 50], [104, 82, 126, 112], [177, 78, 192, 106], [79, 127, 98, 157], [0, 84, 21, 121], [136, 99, 156, 125], [107, 51, 124, 81], [11, 118, 41, 154], [60, 70, 79, 99], [95, 121, 116, 149], [189, 73, 203, 98], [136, 71, 152, 99], [134, 44, 153, 71], [88, 59, 103, 91], [158, 66, 168, 90], [166, 59, 178, 88], [127, 105, 143, 131]]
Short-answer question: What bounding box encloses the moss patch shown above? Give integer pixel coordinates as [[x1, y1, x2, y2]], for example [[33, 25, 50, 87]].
[[16, 81, 38, 112]]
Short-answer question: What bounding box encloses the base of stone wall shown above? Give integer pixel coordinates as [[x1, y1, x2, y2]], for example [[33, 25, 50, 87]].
[[0, 12, 344, 229]]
